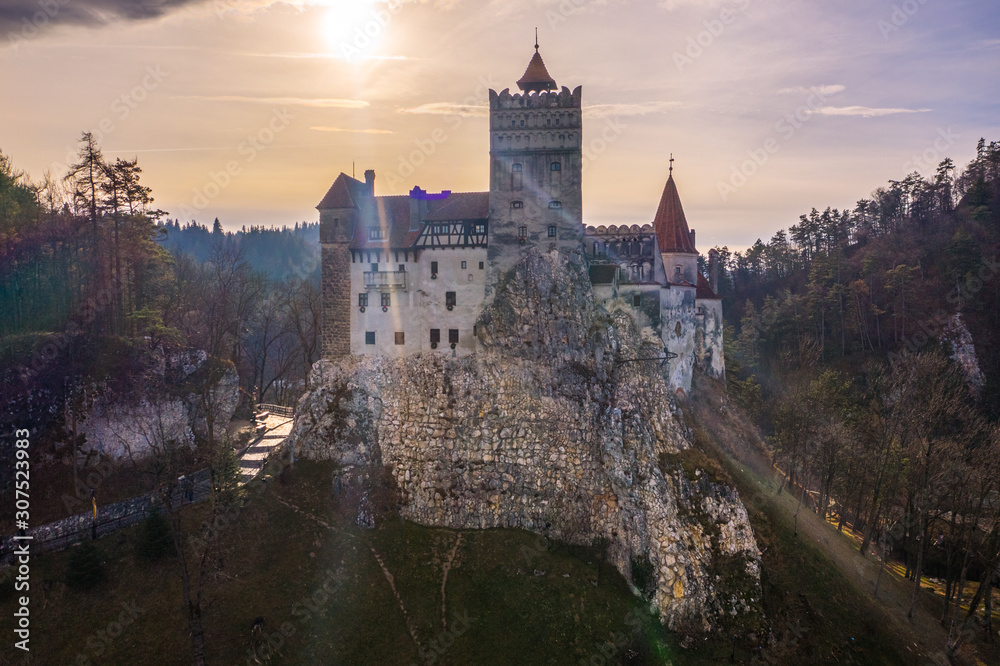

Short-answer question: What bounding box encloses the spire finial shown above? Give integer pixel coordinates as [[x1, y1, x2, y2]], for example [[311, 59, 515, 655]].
[[669, 153, 674, 176], [534, 27, 539, 52]]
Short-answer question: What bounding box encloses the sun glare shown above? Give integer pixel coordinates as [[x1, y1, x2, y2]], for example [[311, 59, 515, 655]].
[[321, 0, 387, 56]]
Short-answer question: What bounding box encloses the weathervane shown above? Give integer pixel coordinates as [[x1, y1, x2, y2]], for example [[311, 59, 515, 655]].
[[534, 27, 539, 52], [669, 153, 674, 175]]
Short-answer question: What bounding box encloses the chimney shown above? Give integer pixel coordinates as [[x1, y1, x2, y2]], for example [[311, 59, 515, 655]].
[[689, 228, 696, 249], [708, 248, 720, 294], [364, 169, 375, 196]]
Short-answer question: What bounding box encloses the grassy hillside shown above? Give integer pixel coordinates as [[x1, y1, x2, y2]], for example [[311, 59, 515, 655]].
[[0, 459, 679, 665]]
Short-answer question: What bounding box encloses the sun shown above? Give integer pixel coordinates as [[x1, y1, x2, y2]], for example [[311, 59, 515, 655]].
[[320, 0, 387, 56]]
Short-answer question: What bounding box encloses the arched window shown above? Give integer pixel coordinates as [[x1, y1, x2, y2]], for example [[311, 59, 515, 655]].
[[550, 162, 561, 172], [548, 200, 562, 209]]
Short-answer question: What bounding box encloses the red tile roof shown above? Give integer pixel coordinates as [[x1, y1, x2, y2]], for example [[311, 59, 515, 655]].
[[696, 273, 720, 300], [517, 50, 557, 93], [652, 174, 698, 254], [421, 192, 489, 221], [316, 173, 368, 210], [342, 190, 489, 251]]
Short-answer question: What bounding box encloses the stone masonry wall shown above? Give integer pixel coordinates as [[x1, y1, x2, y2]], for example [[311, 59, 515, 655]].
[[321, 243, 352, 360]]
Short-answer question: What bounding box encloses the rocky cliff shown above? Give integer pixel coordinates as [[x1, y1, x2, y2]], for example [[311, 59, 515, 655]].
[[286, 249, 761, 631]]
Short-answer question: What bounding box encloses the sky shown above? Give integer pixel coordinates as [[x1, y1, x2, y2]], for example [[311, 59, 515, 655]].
[[1, 0, 998, 251]]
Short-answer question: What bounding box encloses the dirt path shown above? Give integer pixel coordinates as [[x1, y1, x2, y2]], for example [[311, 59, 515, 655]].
[[686, 376, 990, 665]]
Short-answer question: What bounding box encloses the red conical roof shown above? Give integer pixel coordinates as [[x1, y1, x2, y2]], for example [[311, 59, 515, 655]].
[[517, 47, 557, 93], [652, 173, 697, 254]]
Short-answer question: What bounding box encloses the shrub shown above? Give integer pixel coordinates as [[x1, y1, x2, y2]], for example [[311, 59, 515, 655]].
[[137, 511, 175, 560], [66, 541, 104, 589]]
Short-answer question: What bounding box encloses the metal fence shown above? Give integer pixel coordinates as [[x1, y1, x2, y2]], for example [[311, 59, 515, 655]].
[[0, 469, 212, 567]]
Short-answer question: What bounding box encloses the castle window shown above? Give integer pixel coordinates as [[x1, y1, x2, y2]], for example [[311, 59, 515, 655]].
[[518, 225, 527, 239], [395, 332, 405, 345], [371, 263, 378, 272], [431, 261, 438, 276], [430, 328, 441, 346], [369, 228, 384, 240], [512, 163, 523, 191], [474, 224, 486, 234], [546, 118, 551, 126], [358, 293, 368, 307], [461, 260, 467, 269], [479, 261, 484, 270], [511, 119, 515, 127], [449, 329, 459, 344], [633, 294, 641, 307], [555, 118, 560, 126], [398, 264, 405, 272], [365, 331, 375, 345], [511, 201, 523, 209], [547, 225, 557, 238], [550, 161, 561, 171], [381, 293, 391, 307], [549, 201, 562, 209], [520, 119, 525, 127], [445, 291, 456, 309]]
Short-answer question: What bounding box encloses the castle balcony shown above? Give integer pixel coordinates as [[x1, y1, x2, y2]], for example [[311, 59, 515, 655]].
[[364, 270, 408, 292]]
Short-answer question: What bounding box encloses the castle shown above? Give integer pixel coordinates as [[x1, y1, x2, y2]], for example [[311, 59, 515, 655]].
[[318, 42, 724, 394]]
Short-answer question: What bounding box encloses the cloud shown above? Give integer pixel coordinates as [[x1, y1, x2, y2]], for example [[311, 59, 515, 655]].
[[400, 102, 489, 117], [0, 0, 208, 34], [172, 95, 369, 108], [776, 84, 846, 96], [810, 106, 932, 118], [310, 126, 394, 134], [583, 101, 680, 118]]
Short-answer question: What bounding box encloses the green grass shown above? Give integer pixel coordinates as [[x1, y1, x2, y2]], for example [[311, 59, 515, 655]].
[[0, 460, 677, 665]]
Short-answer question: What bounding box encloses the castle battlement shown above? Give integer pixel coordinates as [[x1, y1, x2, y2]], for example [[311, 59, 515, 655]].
[[488, 86, 582, 111]]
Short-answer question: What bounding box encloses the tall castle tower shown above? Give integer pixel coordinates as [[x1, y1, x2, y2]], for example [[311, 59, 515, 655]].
[[317, 170, 375, 359], [653, 158, 699, 286], [486, 37, 584, 295]]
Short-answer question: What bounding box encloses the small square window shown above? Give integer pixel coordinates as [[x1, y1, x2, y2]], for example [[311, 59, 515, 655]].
[[430, 328, 441, 345], [547, 225, 557, 238], [549, 201, 562, 209], [461, 260, 467, 269], [632, 294, 641, 307], [398, 264, 405, 272], [479, 261, 484, 270], [365, 331, 375, 345], [358, 293, 368, 307], [446, 291, 456, 308], [381, 293, 391, 307], [395, 332, 405, 345], [511, 201, 523, 209], [449, 329, 459, 344], [550, 162, 561, 171]]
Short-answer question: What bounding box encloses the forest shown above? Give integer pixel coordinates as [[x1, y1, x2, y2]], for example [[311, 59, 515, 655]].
[[2, 129, 999, 655], [0, 133, 322, 422], [713, 137, 1000, 648]]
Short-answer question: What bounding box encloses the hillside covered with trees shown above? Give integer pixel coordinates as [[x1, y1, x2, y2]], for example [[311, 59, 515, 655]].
[[713, 138, 1000, 654]]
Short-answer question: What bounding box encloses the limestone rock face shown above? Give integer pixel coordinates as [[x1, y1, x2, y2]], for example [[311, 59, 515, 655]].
[[74, 351, 239, 461], [287, 249, 761, 630]]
